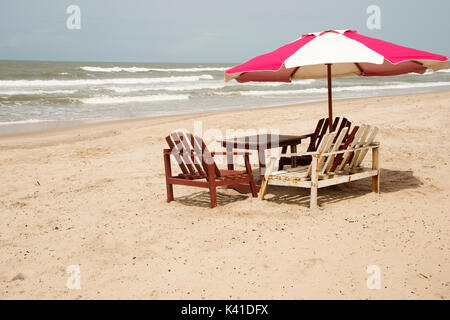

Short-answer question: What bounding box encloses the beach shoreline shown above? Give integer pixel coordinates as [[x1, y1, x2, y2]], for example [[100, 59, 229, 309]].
[[1, 90, 449, 299], [0, 88, 448, 141], [0, 59, 448, 136]]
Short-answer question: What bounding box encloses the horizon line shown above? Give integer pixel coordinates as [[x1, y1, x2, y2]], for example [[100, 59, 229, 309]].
[[0, 59, 239, 64]]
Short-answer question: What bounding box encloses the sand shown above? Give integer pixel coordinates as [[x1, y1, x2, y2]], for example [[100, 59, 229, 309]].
[[0, 90, 449, 299]]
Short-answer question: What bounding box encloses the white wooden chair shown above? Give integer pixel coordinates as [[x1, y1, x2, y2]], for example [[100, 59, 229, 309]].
[[259, 125, 380, 209]]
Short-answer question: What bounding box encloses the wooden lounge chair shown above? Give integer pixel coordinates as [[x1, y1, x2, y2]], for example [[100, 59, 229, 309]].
[[260, 124, 380, 209], [164, 131, 258, 208], [278, 117, 351, 169]]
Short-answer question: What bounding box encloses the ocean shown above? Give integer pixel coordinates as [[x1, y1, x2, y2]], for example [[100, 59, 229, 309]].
[[0, 60, 449, 134]]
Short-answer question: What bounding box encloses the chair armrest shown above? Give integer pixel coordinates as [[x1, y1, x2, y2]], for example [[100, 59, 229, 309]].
[[163, 150, 252, 157], [164, 150, 202, 156], [211, 151, 251, 156], [320, 143, 380, 156]]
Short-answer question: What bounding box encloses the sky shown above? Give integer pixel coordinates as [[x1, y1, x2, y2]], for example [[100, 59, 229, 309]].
[[0, 0, 448, 63]]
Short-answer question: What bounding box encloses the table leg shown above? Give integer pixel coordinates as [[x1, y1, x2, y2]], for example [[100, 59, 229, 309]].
[[258, 148, 266, 183], [291, 144, 297, 168], [226, 144, 234, 170]]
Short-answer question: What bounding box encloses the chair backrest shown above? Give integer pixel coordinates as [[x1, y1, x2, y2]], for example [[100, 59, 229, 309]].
[[320, 127, 349, 175], [349, 125, 379, 169], [307, 117, 351, 152], [166, 131, 221, 178], [306, 124, 377, 177], [305, 131, 336, 177], [333, 125, 379, 172], [329, 125, 360, 172], [278, 124, 377, 179]]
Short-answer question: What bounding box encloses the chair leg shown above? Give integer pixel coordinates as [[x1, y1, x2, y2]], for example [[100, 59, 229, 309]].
[[249, 178, 257, 198], [244, 154, 257, 198], [372, 175, 380, 194], [207, 164, 217, 208], [163, 151, 174, 202], [372, 147, 380, 194], [209, 184, 217, 208], [166, 183, 174, 203], [259, 157, 276, 200], [259, 178, 268, 200], [310, 156, 318, 210], [310, 185, 317, 210]]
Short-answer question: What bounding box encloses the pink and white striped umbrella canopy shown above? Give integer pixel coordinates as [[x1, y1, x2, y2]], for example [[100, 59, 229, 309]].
[[225, 29, 449, 83]]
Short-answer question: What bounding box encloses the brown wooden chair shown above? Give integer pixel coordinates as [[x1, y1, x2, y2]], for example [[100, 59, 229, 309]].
[[164, 131, 258, 208], [278, 117, 351, 170]]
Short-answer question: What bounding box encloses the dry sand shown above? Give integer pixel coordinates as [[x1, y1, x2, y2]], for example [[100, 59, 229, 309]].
[[0, 90, 449, 299]]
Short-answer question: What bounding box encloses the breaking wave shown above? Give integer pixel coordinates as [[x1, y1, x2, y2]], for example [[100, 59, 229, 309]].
[[79, 94, 190, 105], [240, 82, 450, 96], [0, 75, 214, 88], [81, 66, 228, 72]]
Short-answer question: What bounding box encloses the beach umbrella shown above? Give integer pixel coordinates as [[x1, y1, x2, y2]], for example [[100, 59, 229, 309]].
[[225, 29, 449, 132]]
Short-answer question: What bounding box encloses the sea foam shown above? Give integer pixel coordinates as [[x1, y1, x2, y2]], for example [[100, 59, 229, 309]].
[[81, 66, 152, 72], [80, 94, 189, 105], [81, 66, 228, 72], [0, 75, 214, 88], [240, 82, 450, 96], [0, 89, 77, 95], [105, 82, 226, 93]]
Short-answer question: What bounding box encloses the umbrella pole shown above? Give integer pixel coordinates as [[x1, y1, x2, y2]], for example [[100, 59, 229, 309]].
[[327, 63, 333, 132]]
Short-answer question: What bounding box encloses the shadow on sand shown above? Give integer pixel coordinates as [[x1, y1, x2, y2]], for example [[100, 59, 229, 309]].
[[172, 168, 422, 209], [173, 191, 248, 208], [264, 168, 422, 208]]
